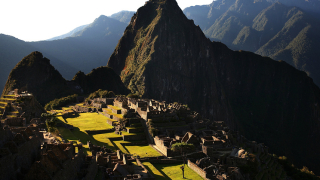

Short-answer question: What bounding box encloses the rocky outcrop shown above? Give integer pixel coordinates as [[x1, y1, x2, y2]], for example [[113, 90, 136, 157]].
[[107, 0, 320, 174]]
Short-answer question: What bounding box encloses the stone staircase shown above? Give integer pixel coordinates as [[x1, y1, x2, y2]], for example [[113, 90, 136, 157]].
[[101, 103, 146, 141]]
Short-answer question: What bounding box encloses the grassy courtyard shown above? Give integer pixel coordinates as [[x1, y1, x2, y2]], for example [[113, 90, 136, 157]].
[[143, 162, 204, 180], [56, 112, 161, 157], [153, 163, 204, 180]]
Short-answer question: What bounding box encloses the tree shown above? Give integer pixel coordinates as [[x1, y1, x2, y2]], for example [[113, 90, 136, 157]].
[[42, 112, 58, 132], [171, 142, 195, 154]]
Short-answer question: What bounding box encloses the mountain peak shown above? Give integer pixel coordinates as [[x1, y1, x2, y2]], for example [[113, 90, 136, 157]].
[[2, 51, 70, 105], [107, 0, 320, 174]]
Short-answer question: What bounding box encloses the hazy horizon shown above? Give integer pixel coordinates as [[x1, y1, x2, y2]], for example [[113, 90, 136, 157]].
[[0, 0, 213, 42]]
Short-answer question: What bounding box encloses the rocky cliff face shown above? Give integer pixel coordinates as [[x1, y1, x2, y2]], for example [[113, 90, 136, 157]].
[[108, 0, 320, 173], [184, 0, 320, 87]]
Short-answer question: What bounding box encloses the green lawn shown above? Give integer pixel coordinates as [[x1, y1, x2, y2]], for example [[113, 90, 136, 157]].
[[0, 98, 16, 101], [153, 163, 204, 180], [108, 105, 121, 111], [56, 112, 162, 158], [113, 140, 131, 153], [92, 133, 122, 150], [125, 145, 161, 158], [57, 126, 93, 155], [57, 113, 114, 130], [141, 162, 166, 179]]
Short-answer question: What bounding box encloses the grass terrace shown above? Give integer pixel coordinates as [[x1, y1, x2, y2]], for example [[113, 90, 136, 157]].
[[56, 111, 161, 157], [126, 145, 161, 158], [58, 113, 114, 131], [0, 98, 16, 101], [4, 95, 16, 97], [107, 105, 122, 111], [144, 163, 204, 180]]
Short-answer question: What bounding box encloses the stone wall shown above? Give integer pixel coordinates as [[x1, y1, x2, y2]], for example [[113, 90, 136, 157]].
[[5, 117, 26, 127], [0, 132, 43, 180], [188, 160, 208, 180], [83, 158, 98, 180], [137, 108, 147, 120], [52, 151, 85, 180], [126, 127, 143, 133], [153, 137, 175, 157]]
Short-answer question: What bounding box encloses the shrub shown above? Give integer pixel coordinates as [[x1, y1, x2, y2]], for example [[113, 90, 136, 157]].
[[45, 94, 78, 111], [127, 93, 140, 99], [148, 127, 159, 137], [171, 142, 195, 154], [86, 89, 115, 101]]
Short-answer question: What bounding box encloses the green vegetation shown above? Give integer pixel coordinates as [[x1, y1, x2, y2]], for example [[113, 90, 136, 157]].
[[45, 94, 78, 111], [140, 162, 166, 179], [107, 105, 121, 111], [86, 89, 115, 101], [57, 112, 160, 157], [127, 93, 140, 99], [0, 98, 16, 101], [171, 142, 195, 154], [125, 145, 161, 158], [152, 163, 204, 180], [42, 112, 58, 133], [57, 113, 114, 131], [278, 156, 320, 180]]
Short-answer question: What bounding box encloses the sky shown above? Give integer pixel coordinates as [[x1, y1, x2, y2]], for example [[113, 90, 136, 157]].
[[0, 0, 213, 42]]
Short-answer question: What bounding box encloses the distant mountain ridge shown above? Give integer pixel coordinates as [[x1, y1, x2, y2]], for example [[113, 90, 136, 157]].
[[108, 0, 320, 174], [0, 12, 131, 93], [0, 34, 78, 92], [46, 24, 88, 41], [110, 11, 135, 24], [184, 0, 320, 87]]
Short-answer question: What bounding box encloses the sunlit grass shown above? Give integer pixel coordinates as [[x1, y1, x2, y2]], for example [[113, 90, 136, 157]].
[[125, 145, 161, 158], [92, 133, 122, 150], [56, 112, 159, 159], [113, 140, 131, 153], [57, 113, 114, 130], [153, 163, 204, 180], [141, 162, 166, 179], [107, 105, 121, 110]]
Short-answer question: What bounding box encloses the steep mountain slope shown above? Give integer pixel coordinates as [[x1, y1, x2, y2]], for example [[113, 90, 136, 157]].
[[2, 52, 129, 105], [28, 15, 127, 75], [46, 24, 88, 41], [1, 51, 74, 105], [108, 0, 320, 174], [184, 0, 320, 87], [267, 0, 320, 14], [71, 67, 130, 95], [0, 34, 77, 92], [110, 11, 135, 24]]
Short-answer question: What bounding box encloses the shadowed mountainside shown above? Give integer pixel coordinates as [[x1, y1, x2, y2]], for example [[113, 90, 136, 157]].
[[1, 51, 74, 105], [183, 0, 320, 87], [2, 52, 129, 105], [108, 0, 320, 174], [0, 34, 77, 92]]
